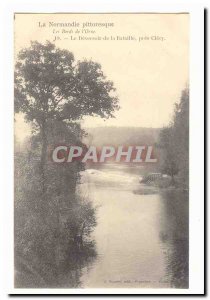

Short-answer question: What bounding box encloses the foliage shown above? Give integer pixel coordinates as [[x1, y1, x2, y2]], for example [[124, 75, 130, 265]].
[[158, 87, 189, 187], [14, 41, 119, 287], [15, 140, 97, 287], [15, 41, 119, 124]]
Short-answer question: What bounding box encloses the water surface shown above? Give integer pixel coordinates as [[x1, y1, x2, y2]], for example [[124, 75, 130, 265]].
[[79, 164, 188, 288]]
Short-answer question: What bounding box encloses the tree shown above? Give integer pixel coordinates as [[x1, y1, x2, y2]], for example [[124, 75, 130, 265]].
[[173, 87, 189, 187], [158, 87, 189, 187], [15, 41, 119, 188], [15, 41, 113, 286]]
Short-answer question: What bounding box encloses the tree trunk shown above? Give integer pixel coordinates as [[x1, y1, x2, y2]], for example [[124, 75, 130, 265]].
[[171, 173, 175, 185], [40, 120, 47, 194]]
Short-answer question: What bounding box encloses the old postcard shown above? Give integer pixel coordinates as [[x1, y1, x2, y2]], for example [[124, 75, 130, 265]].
[[14, 12, 191, 291]]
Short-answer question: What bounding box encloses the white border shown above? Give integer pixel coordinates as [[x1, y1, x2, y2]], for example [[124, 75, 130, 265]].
[[0, 0, 204, 296]]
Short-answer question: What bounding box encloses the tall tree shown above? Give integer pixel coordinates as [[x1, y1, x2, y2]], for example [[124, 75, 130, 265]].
[[15, 41, 119, 187]]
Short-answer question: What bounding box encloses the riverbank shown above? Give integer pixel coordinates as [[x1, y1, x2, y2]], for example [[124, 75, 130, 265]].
[[133, 176, 189, 195]]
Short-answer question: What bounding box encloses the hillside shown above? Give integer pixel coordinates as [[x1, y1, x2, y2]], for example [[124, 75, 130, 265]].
[[83, 127, 160, 147]]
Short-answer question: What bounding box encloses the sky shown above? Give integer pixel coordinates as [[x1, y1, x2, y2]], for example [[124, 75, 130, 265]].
[[14, 13, 189, 142]]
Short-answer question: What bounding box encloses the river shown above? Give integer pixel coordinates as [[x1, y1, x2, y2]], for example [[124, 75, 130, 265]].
[[78, 163, 189, 289]]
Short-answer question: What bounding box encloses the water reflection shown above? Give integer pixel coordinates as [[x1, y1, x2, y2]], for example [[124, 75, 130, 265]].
[[159, 190, 189, 288], [58, 241, 97, 288]]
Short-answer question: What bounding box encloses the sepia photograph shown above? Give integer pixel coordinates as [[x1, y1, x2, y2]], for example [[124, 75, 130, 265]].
[[14, 13, 190, 290]]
